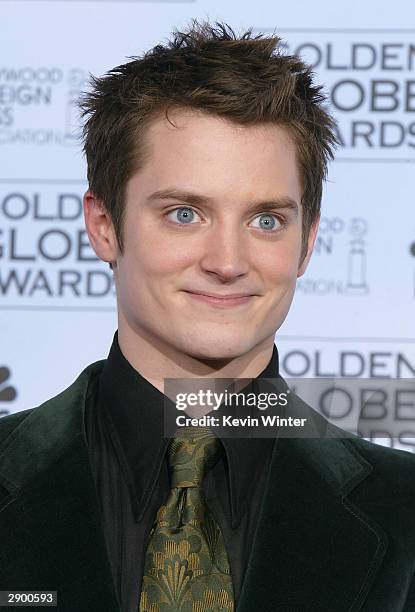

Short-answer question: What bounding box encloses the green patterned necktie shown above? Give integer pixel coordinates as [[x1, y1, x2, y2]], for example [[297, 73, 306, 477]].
[[139, 426, 235, 611]]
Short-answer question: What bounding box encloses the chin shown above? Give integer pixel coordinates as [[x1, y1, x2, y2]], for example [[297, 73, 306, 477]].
[[177, 332, 252, 362]]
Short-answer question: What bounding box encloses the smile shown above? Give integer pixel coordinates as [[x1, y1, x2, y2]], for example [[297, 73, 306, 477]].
[[183, 291, 255, 308]]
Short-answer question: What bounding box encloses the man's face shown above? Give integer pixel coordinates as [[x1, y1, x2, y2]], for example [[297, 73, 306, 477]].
[[112, 109, 317, 361]]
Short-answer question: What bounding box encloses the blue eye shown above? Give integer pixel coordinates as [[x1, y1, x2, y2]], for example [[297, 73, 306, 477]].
[[250, 214, 281, 231], [165, 208, 283, 231], [167, 207, 201, 224]]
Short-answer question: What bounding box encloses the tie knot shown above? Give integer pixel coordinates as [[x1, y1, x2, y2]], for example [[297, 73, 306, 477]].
[[168, 426, 220, 488]]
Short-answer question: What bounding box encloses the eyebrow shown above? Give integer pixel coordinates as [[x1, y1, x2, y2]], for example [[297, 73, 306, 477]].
[[146, 188, 299, 216]]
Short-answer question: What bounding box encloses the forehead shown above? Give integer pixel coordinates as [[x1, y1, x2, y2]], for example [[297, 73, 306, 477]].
[[131, 108, 302, 203], [145, 107, 297, 158]]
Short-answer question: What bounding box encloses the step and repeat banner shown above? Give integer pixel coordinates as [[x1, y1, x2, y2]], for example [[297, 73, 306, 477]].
[[0, 1, 414, 449]]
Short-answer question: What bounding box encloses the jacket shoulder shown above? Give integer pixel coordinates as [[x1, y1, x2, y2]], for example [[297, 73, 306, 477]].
[[295, 388, 415, 472], [0, 360, 105, 451], [0, 409, 33, 445], [292, 390, 415, 490], [346, 433, 415, 472]]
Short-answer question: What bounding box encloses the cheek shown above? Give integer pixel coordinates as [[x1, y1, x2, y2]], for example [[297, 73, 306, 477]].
[[123, 225, 195, 281], [257, 245, 300, 287]]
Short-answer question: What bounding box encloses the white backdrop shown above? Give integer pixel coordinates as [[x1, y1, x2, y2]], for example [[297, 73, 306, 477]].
[[0, 0, 414, 450]]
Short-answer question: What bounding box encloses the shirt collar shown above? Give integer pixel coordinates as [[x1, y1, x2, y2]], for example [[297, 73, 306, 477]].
[[99, 331, 280, 526]]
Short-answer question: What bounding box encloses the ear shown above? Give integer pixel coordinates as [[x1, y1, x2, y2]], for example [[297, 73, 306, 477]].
[[83, 191, 118, 264], [297, 215, 320, 278]]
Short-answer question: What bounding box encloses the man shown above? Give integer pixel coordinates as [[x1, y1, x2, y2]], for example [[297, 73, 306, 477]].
[[0, 20, 414, 612]]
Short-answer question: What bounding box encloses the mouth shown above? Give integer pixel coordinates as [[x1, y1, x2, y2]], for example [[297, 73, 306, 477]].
[[182, 290, 256, 308]]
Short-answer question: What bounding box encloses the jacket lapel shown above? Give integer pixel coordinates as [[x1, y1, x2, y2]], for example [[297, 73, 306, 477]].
[[237, 393, 388, 612], [0, 362, 120, 612]]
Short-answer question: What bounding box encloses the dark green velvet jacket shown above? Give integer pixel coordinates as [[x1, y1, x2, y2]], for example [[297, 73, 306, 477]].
[[0, 360, 415, 611]]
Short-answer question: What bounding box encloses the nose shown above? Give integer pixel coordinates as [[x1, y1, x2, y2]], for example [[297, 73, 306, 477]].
[[199, 221, 250, 282]]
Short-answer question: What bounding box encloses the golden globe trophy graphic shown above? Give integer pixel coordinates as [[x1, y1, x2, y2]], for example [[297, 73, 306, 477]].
[[346, 217, 369, 295]]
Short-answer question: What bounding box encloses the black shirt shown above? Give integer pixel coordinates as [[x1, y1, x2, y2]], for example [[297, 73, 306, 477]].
[[86, 333, 279, 611]]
